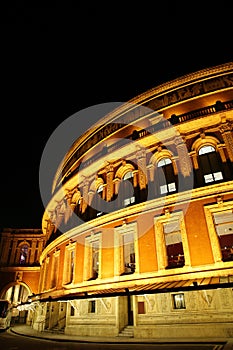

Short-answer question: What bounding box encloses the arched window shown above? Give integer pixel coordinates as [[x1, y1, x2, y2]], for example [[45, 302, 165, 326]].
[[157, 158, 177, 195], [19, 244, 29, 265], [96, 184, 104, 217], [198, 145, 223, 184], [123, 171, 135, 206]]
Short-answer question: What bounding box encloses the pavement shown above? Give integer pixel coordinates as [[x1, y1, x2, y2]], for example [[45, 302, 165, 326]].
[[9, 324, 233, 348]]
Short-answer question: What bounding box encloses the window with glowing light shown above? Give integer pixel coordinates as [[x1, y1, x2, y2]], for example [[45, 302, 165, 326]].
[[157, 158, 177, 195], [164, 220, 185, 269], [96, 184, 104, 217], [63, 243, 76, 285], [114, 222, 138, 276], [91, 240, 99, 279], [51, 251, 60, 288], [123, 171, 135, 206], [84, 233, 101, 281], [198, 145, 223, 184], [213, 210, 233, 262], [19, 244, 29, 265], [121, 231, 135, 274], [173, 293, 186, 309]]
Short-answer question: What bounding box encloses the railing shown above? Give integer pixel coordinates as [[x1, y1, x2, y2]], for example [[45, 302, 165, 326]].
[[61, 99, 233, 186], [0, 261, 40, 267], [169, 100, 233, 125]]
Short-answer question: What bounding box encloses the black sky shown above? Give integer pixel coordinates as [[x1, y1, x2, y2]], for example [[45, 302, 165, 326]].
[[1, 3, 232, 229]]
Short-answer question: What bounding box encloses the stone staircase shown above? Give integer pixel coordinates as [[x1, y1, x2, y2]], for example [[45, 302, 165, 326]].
[[118, 325, 134, 338], [43, 325, 65, 334]]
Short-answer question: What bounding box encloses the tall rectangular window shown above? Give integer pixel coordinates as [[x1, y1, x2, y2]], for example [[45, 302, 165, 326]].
[[114, 222, 138, 276], [63, 242, 76, 285], [157, 158, 177, 195], [213, 210, 233, 262], [70, 305, 75, 316], [122, 232, 135, 274], [173, 293, 186, 309], [84, 233, 102, 281], [91, 240, 99, 279], [164, 220, 185, 269], [88, 300, 96, 313], [198, 146, 224, 184], [51, 251, 59, 288], [138, 301, 145, 314], [43, 257, 50, 291]]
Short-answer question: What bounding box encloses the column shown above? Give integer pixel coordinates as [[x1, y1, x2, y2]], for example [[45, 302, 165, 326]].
[[13, 284, 20, 304], [29, 239, 37, 264], [175, 135, 192, 177], [57, 201, 66, 230], [64, 192, 73, 223], [105, 162, 114, 201], [81, 179, 89, 213], [0, 238, 11, 265], [189, 150, 199, 170], [220, 122, 233, 162], [38, 239, 44, 259], [10, 240, 18, 264], [136, 148, 147, 190]]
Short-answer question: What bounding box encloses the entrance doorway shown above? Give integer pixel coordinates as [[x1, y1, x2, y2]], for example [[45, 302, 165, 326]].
[[127, 295, 133, 325]]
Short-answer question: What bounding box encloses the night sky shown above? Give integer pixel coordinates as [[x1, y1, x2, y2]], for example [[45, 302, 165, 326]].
[[1, 3, 232, 229]]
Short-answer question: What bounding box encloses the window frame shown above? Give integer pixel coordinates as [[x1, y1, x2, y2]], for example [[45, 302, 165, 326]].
[[63, 241, 76, 285], [114, 222, 139, 276], [204, 200, 233, 263], [154, 212, 190, 270], [198, 144, 224, 185], [50, 249, 60, 289], [156, 157, 177, 195], [84, 232, 102, 281], [172, 293, 186, 309]]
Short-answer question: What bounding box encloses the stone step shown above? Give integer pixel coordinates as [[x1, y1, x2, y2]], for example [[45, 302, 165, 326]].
[[44, 327, 65, 334], [118, 325, 134, 338]]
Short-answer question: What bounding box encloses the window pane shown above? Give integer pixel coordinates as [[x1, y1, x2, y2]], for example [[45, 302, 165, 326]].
[[158, 158, 172, 167], [88, 300, 96, 313], [173, 294, 186, 309], [213, 211, 233, 261], [160, 185, 168, 194], [204, 174, 214, 183], [92, 241, 99, 278], [123, 233, 135, 273], [168, 182, 176, 192], [19, 245, 28, 265], [124, 198, 130, 206], [198, 145, 215, 155], [138, 302, 145, 314], [213, 211, 233, 231], [164, 220, 185, 268], [97, 185, 103, 193], [213, 172, 223, 181], [164, 221, 180, 233], [123, 171, 133, 180]]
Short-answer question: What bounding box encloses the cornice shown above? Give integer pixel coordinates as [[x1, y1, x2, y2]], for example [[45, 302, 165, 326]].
[[41, 181, 233, 261], [53, 63, 233, 192]]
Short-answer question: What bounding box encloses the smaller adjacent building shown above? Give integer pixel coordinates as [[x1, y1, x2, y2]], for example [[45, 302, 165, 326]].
[[0, 228, 46, 322]]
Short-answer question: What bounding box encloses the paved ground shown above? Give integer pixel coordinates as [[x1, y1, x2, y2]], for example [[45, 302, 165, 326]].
[[9, 324, 233, 348]]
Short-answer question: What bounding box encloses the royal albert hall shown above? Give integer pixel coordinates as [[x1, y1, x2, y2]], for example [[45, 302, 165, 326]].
[[28, 62, 233, 339]]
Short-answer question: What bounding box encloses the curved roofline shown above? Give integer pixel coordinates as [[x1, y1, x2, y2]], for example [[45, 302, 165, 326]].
[[52, 62, 233, 192]]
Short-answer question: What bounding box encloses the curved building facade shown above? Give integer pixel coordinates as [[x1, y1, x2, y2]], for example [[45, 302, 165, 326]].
[[29, 62, 233, 339]]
